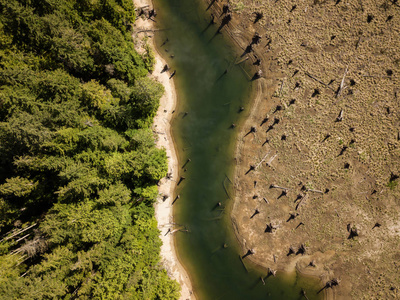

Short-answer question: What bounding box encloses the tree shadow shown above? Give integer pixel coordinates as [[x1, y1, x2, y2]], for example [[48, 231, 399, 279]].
[[206, 0, 217, 11], [241, 249, 254, 259], [277, 190, 288, 199], [245, 165, 255, 175], [250, 209, 259, 219]]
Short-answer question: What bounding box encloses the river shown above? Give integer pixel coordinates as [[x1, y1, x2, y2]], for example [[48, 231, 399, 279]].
[[153, 0, 323, 299]]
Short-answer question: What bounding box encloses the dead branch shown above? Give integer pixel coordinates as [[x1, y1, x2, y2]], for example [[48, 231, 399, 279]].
[[307, 189, 324, 194], [1, 223, 37, 242], [266, 154, 278, 169], [255, 151, 271, 169], [295, 194, 308, 210], [270, 184, 290, 190], [336, 65, 348, 98], [279, 79, 285, 97], [15, 233, 31, 243], [268, 268, 277, 276], [336, 109, 344, 122], [305, 72, 335, 92]]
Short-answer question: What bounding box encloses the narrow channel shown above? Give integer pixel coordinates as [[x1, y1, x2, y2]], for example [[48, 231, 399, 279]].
[[153, 0, 323, 299]]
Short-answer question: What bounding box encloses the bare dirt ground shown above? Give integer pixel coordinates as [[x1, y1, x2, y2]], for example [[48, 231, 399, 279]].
[[206, 0, 400, 299]]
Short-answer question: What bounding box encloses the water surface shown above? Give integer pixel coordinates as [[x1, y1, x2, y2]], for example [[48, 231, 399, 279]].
[[153, 0, 323, 299]]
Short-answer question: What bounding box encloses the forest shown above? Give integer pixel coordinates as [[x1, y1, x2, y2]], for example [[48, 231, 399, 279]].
[[0, 0, 180, 298]]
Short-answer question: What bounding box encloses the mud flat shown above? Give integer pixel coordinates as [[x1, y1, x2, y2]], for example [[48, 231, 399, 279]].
[[222, 0, 400, 299]]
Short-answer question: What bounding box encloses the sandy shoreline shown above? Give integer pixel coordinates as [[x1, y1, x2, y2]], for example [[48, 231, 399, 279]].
[[132, 1, 194, 299]]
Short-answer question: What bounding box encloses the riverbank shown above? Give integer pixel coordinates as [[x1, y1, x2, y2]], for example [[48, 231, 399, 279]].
[[216, 0, 400, 299], [203, 0, 329, 296], [132, 1, 194, 299]]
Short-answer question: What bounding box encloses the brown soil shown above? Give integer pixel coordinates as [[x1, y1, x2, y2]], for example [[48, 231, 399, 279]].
[[207, 0, 400, 299]]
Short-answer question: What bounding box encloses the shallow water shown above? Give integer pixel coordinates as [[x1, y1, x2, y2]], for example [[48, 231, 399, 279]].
[[153, 0, 323, 299]]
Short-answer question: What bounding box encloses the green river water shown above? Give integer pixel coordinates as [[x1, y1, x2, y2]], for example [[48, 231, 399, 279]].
[[153, 0, 323, 299]]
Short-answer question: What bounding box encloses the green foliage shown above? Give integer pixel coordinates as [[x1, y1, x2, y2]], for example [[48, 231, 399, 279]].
[[0, 176, 37, 198], [143, 41, 156, 73], [387, 180, 398, 190], [0, 0, 177, 299], [131, 77, 164, 123], [0, 198, 18, 230]]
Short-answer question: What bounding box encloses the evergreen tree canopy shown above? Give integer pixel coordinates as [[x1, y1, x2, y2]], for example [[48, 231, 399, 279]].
[[0, 0, 179, 299]]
